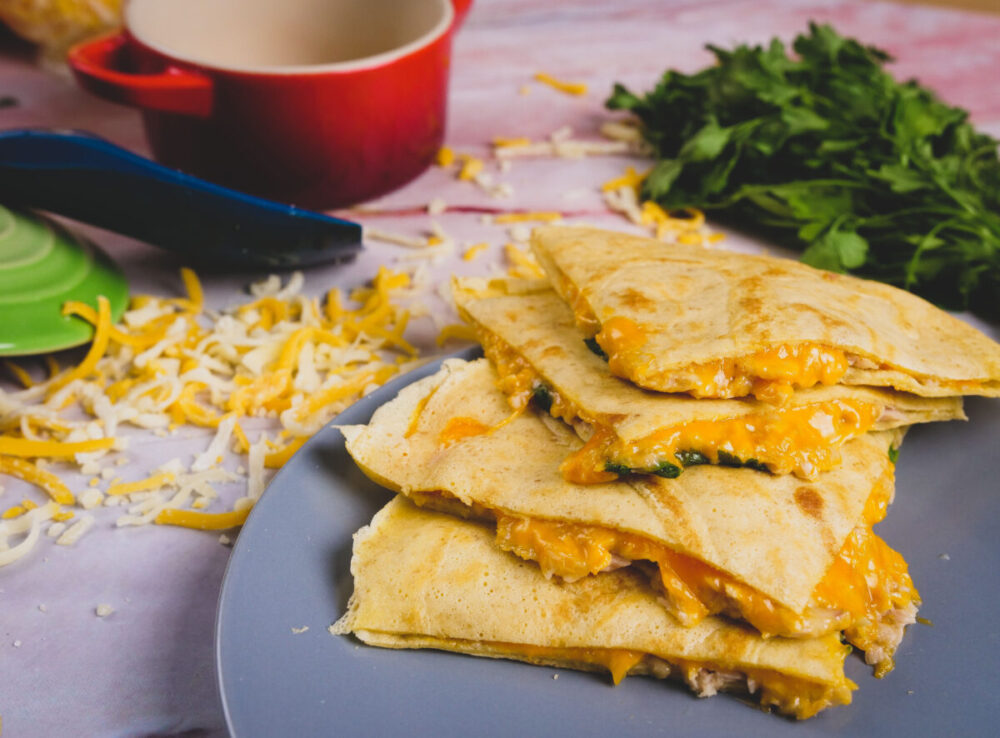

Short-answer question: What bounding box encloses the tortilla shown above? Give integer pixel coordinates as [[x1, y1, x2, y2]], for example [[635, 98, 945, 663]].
[[332, 495, 856, 719], [453, 278, 964, 482], [341, 359, 918, 673], [530, 225, 1000, 401]]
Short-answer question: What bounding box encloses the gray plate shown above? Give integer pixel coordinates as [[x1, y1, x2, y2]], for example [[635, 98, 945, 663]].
[[216, 347, 1000, 737]]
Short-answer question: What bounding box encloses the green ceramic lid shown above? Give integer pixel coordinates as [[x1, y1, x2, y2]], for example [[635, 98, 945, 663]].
[[0, 206, 129, 356]]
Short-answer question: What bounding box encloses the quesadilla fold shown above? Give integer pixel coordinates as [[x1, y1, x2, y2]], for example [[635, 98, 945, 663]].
[[530, 225, 1000, 403], [342, 358, 919, 676], [332, 495, 857, 719], [453, 278, 964, 482]]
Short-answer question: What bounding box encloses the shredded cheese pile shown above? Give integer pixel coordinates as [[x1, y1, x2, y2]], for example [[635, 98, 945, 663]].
[[434, 146, 513, 199], [0, 268, 422, 566], [600, 165, 725, 246]]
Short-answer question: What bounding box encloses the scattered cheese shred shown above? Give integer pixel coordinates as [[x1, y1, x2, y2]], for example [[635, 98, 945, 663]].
[[0, 437, 114, 458], [601, 165, 649, 192], [533, 72, 588, 96], [179, 267, 204, 312], [154, 507, 250, 531], [435, 146, 455, 167], [462, 243, 489, 262], [492, 137, 532, 148], [55, 514, 95, 546], [49, 295, 111, 394], [3, 360, 34, 388], [106, 472, 176, 497], [436, 323, 478, 347], [493, 212, 563, 224], [0, 457, 74, 505], [457, 155, 484, 181], [263, 436, 307, 469], [504, 243, 546, 280]]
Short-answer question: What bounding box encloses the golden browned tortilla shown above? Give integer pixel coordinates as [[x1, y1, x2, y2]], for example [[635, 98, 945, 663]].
[[341, 359, 919, 675], [332, 496, 856, 719], [530, 225, 1000, 402], [453, 278, 964, 482]]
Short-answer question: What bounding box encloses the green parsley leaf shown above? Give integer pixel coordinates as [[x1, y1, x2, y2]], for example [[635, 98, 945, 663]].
[[608, 23, 1000, 321]]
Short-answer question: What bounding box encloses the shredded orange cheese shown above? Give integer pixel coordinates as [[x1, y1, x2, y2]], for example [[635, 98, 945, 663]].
[[0, 437, 114, 458], [0, 265, 424, 566], [493, 211, 563, 225], [49, 295, 112, 394], [436, 324, 478, 347], [504, 243, 546, 279], [463, 242, 489, 261], [601, 165, 649, 192], [492, 136, 532, 148], [3, 360, 34, 388], [0, 456, 74, 505], [458, 155, 484, 181], [435, 146, 455, 167], [533, 72, 588, 96], [106, 472, 176, 497], [154, 507, 250, 530]]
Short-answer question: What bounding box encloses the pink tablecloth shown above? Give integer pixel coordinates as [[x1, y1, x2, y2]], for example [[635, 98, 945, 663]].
[[1, 1, 998, 735]]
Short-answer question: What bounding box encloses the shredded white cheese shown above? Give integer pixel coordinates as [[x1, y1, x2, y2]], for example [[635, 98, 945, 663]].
[[55, 514, 95, 546]]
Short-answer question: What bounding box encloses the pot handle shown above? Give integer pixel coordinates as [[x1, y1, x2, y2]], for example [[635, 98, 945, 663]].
[[67, 32, 213, 117], [451, 0, 473, 29]]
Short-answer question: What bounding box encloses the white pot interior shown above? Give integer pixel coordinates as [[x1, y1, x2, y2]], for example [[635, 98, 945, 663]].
[[125, 0, 451, 73]]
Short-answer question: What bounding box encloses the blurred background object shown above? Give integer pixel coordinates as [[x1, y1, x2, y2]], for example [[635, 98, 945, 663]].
[[0, 0, 121, 61]]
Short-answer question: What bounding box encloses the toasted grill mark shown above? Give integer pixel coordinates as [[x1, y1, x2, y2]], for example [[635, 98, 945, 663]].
[[642, 483, 701, 551], [794, 487, 824, 520], [616, 288, 656, 310]]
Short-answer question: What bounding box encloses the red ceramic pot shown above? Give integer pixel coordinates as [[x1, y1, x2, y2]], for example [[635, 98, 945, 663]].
[[68, 0, 472, 209]]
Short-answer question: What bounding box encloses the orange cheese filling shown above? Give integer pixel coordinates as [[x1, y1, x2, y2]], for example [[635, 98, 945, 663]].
[[477, 327, 880, 483], [596, 316, 849, 403], [561, 398, 881, 483], [813, 515, 917, 677], [478, 643, 852, 719], [438, 416, 492, 445], [498, 642, 644, 685], [491, 471, 916, 658]]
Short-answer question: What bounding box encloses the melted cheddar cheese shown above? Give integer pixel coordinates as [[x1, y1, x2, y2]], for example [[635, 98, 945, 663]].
[[595, 316, 849, 404], [478, 327, 881, 483], [500, 642, 644, 685], [438, 416, 491, 445], [488, 471, 917, 673], [483, 642, 853, 719], [478, 328, 587, 426], [561, 398, 881, 483], [813, 525, 917, 677], [496, 515, 710, 625]]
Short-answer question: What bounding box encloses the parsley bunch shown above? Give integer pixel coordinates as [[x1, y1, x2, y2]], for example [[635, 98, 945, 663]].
[[608, 23, 1000, 320]]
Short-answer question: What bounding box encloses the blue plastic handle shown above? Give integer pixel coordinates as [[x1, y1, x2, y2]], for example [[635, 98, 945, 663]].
[[0, 129, 362, 268]]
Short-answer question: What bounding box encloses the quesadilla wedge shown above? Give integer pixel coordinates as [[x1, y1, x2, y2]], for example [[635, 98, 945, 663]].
[[530, 225, 1000, 403], [341, 358, 919, 676], [332, 495, 857, 719], [453, 278, 964, 482]]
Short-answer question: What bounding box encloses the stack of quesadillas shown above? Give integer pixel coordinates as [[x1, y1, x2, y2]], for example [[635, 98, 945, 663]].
[[334, 226, 1000, 719]]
